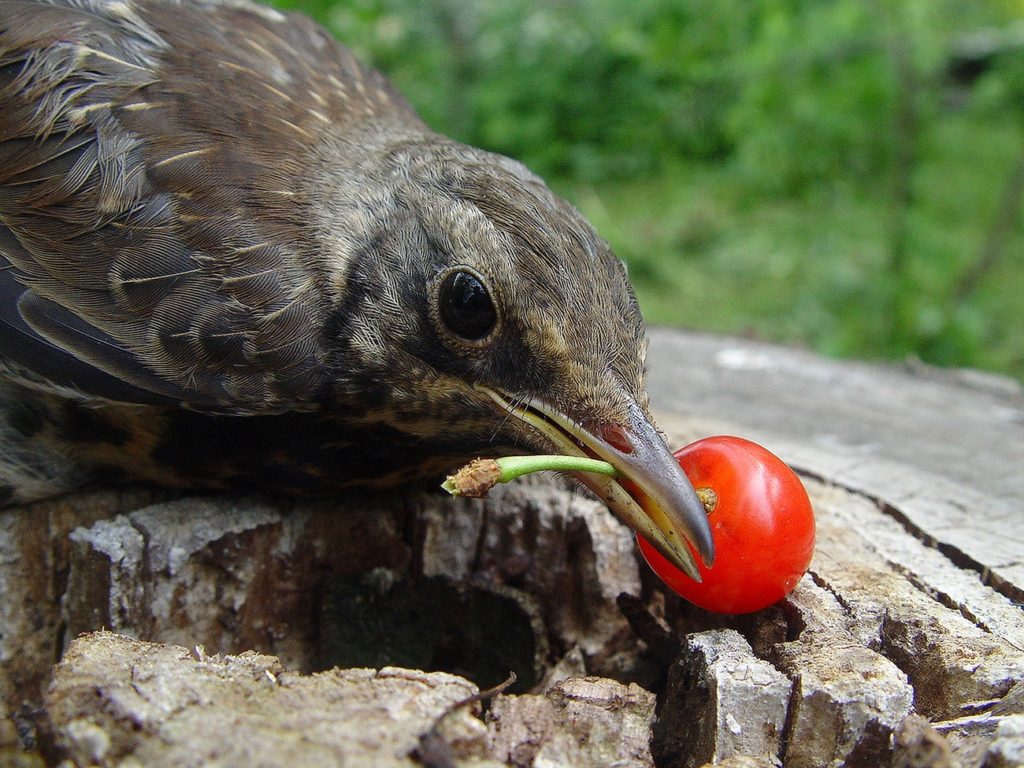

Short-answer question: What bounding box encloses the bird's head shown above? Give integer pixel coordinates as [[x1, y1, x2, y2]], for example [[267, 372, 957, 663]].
[[311, 131, 713, 578]]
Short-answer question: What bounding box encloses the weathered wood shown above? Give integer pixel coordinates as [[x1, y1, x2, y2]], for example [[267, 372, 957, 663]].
[[0, 488, 165, 742], [646, 330, 1024, 768], [652, 630, 791, 768], [765, 576, 914, 768], [646, 329, 1024, 602], [646, 331, 1024, 767], [44, 632, 659, 767], [45, 632, 494, 768], [982, 716, 1024, 767], [891, 714, 953, 768], [487, 677, 657, 767], [2, 329, 1022, 767], [4, 478, 649, 764]]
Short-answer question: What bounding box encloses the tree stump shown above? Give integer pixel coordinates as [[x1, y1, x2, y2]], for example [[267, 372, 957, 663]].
[[2, 329, 1022, 767]]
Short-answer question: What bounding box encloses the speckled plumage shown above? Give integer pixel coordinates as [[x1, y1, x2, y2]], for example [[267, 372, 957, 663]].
[[0, 0, 664, 507], [0, 0, 718, 577]]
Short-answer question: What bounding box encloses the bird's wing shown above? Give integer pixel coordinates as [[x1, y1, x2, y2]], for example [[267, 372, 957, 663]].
[[0, 0, 423, 413]]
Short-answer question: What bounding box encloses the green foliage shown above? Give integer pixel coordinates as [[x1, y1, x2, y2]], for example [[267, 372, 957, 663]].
[[273, 0, 1024, 380], [275, 0, 753, 180]]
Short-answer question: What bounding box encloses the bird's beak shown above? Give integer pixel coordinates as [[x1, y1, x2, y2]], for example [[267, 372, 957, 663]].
[[480, 388, 715, 581]]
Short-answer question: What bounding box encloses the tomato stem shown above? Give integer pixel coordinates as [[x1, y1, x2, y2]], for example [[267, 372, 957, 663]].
[[696, 487, 718, 514], [442, 455, 618, 497]]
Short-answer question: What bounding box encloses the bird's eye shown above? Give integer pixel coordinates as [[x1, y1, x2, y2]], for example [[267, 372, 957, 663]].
[[438, 270, 497, 342]]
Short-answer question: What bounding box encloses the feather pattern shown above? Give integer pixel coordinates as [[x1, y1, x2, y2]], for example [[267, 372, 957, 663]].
[[0, 0, 423, 413], [0, 0, 658, 516]]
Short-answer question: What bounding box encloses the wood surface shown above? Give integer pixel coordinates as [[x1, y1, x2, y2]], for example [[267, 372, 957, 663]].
[[646, 328, 1024, 602], [2, 329, 1022, 767]]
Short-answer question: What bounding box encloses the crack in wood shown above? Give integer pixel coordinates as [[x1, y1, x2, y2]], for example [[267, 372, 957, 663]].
[[895, 564, 1019, 650], [776, 674, 801, 767], [806, 569, 858, 625], [796, 466, 1024, 608]]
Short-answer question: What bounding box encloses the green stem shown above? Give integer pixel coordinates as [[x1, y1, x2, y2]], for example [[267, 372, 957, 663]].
[[442, 455, 618, 497], [494, 455, 618, 482]]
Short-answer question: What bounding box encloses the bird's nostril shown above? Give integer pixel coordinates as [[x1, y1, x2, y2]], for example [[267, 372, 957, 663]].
[[600, 423, 634, 454]]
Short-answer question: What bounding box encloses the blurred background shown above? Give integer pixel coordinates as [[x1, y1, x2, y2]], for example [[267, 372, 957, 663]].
[[272, 0, 1024, 381]]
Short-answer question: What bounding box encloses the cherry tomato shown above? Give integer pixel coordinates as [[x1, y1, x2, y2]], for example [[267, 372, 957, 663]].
[[638, 436, 815, 614]]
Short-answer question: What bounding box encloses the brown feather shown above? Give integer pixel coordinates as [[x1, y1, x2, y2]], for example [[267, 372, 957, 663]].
[[1, 0, 653, 502]]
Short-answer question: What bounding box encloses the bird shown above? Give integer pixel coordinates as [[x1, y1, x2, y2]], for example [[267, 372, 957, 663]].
[[0, 0, 713, 577]]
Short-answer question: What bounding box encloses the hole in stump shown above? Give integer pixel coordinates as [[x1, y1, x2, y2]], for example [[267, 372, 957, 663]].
[[316, 571, 544, 693]]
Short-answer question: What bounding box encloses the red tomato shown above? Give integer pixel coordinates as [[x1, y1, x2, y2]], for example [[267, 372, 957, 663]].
[[638, 436, 815, 614]]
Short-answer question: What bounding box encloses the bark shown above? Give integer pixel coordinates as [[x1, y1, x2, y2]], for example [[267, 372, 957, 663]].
[[2, 329, 1022, 767]]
